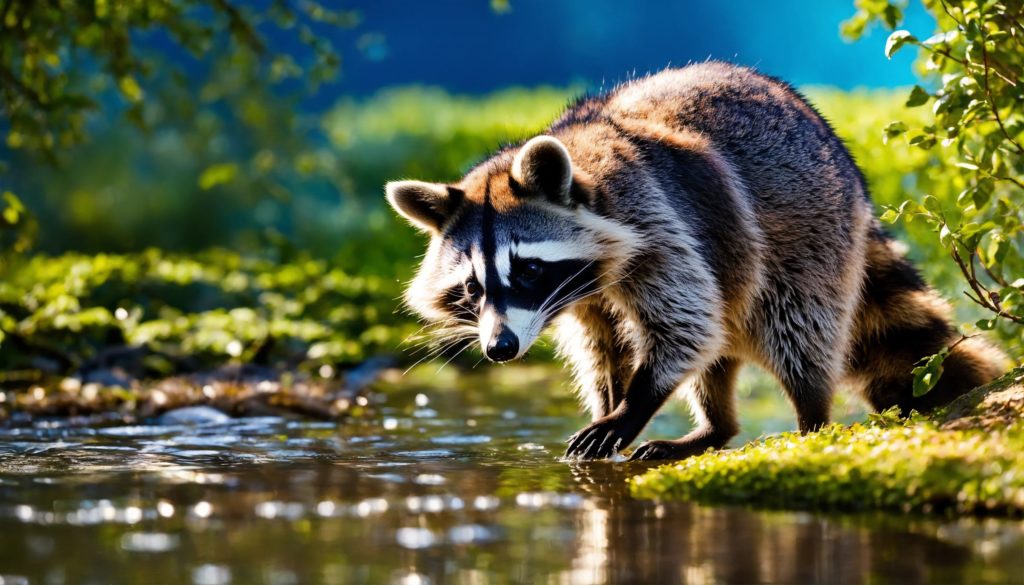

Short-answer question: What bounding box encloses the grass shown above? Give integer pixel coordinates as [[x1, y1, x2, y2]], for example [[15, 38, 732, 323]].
[[630, 367, 1024, 516]]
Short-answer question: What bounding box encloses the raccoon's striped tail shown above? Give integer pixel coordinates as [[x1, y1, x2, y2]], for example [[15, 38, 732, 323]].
[[846, 224, 1007, 414]]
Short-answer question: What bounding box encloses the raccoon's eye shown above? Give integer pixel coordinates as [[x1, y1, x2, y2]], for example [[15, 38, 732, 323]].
[[465, 279, 482, 298], [518, 261, 543, 285]]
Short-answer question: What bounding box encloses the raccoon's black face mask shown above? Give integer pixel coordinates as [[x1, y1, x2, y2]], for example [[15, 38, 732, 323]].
[[386, 136, 638, 362]]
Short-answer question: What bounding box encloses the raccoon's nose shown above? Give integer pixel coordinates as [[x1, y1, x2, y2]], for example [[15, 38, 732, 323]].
[[485, 330, 519, 362]]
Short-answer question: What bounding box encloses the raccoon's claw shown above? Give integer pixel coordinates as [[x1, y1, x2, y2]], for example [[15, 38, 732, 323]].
[[628, 438, 717, 461], [564, 415, 638, 460], [628, 440, 681, 461]]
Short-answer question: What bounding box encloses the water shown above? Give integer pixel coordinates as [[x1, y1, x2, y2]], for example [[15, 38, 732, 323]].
[[0, 366, 1022, 584]]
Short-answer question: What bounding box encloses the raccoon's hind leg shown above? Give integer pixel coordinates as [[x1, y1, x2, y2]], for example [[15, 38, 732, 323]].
[[754, 275, 855, 433], [629, 357, 740, 461], [554, 302, 634, 420]]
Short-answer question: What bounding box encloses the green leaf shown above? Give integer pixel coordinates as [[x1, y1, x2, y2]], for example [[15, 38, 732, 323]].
[[908, 134, 936, 149], [198, 163, 239, 190], [976, 318, 997, 330], [880, 208, 899, 223], [922, 30, 958, 47], [882, 120, 907, 144], [885, 30, 918, 58], [118, 76, 144, 103], [882, 4, 902, 29], [939, 224, 953, 247], [911, 350, 948, 397], [905, 85, 931, 107]]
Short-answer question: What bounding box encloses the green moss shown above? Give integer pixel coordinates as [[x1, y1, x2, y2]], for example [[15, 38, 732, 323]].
[[630, 369, 1024, 516]]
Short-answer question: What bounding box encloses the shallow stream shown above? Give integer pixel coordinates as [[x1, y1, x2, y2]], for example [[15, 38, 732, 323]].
[[1, 366, 1022, 584]]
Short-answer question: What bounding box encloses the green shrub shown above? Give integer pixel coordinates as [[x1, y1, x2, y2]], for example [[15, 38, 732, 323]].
[[843, 0, 1023, 366], [0, 249, 414, 380]]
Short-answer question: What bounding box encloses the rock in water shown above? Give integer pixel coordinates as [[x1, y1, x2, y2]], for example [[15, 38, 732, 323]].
[[156, 406, 231, 426]]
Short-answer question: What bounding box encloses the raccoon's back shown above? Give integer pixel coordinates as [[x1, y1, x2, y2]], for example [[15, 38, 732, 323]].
[[572, 62, 869, 209]]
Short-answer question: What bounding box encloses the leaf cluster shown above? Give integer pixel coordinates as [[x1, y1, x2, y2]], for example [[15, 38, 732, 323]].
[[0, 0, 352, 162], [844, 0, 1023, 369], [0, 249, 414, 385]]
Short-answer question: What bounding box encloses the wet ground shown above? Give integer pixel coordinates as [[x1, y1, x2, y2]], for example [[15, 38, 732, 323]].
[[1, 365, 1022, 584]]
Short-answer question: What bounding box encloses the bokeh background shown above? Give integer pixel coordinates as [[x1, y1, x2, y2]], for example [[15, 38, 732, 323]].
[[3, 0, 934, 257], [3, 0, 1003, 379]]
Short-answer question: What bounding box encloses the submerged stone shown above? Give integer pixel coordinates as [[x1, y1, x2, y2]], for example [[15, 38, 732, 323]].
[[156, 406, 231, 426]]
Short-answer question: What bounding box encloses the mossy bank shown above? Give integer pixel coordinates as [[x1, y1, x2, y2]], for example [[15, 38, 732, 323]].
[[630, 367, 1024, 516]]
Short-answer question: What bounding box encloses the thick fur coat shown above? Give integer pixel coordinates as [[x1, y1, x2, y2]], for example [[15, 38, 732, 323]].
[[386, 62, 1006, 461]]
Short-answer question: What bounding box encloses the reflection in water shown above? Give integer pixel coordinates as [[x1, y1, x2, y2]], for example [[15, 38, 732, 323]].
[[0, 369, 1021, 584]]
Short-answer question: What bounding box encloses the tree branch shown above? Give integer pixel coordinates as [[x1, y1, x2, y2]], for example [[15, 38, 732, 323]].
[[0, 62, 50, 111], [951, 246, 1024, 324], [210, 0, 266, 54], [980, 24, 1024, 155]]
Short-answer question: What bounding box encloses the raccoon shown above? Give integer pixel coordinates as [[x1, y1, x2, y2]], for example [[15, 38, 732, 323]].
[[385, 62, 1006, 461]]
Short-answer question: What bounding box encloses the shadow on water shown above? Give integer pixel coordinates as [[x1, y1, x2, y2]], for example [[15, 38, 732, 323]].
[[0, 365, 1021, 584]]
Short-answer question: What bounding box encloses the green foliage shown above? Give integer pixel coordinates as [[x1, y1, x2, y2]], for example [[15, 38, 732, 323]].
[[0, 190, 35, 260], [0, 0, 351, 162], [842, 0, 1024, 371], [630, 394, 1024, 515], [0, 249, 414, 380]]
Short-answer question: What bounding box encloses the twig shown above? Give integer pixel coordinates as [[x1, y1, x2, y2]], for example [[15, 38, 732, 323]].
[[210, 0, 266, 54], [0, 62, 50, 111], [951, 246, 1024, 324], [980, 23, 1024, 155]]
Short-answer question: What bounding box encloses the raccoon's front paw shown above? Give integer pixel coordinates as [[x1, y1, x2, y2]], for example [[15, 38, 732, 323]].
[[628, 438, 719, 461], [564, 414, 639, 460]]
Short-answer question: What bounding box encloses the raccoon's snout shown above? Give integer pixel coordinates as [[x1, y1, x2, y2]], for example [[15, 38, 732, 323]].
[[484, 329, 519, 362]]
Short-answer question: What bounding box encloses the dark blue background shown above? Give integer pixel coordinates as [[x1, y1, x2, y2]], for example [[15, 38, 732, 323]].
[[318, 0, 933, 100]]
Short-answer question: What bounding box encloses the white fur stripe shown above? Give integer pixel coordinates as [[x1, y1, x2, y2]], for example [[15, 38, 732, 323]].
[[478, 307, 498, 349], [505, 307, 540, 358], [470, 244, 487, 287], [495, 246, 511, 286], [512, 240, 582, 263]]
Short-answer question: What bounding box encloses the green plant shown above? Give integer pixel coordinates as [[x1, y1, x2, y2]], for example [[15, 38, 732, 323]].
[[843, 0, 1024, 390], [630, 372, 1024, 515], [0, 249, 415, 382]]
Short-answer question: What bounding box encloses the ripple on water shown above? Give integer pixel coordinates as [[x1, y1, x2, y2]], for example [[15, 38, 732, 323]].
[[413, 473, 446, 486], [192, 564, 231, 585], [392, 449, 453, 458], [365, 473, 406, 484], [395, 527, 436, 549], [429, 435, 491, 445], [406, 495, 463, 513], [448, 524, 498, 545], [120, 532, 180, 553], [254, 501, 305, 520], [97, 426, 180, 438]]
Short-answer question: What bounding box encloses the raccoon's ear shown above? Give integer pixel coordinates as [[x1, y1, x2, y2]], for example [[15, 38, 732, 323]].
[[511, 135, 574, 205], [385, 181, 462, 234]]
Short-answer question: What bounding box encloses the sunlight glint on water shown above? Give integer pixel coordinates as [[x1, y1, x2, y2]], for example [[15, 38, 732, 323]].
[[0, 366, 1021, 584]]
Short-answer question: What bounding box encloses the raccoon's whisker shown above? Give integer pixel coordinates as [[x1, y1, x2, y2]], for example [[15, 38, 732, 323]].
[[437, 339, 476, 372], [539, 261, 642, 323], [403, 334, 475, 375], [536, 260, 597, 318], [404, 323, 476, 356]]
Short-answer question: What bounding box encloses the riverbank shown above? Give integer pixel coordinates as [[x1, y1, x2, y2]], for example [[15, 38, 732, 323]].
[[630, 367, 1024, 516]]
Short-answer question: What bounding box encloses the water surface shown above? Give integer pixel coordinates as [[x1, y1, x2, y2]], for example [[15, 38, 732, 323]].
[[1, 366, 1021, 584]]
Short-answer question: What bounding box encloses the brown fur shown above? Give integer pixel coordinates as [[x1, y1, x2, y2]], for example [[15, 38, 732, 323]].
[[387, 62, 1007, 461]]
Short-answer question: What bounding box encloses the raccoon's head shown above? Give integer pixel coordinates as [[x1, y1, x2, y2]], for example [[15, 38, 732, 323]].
[[386, 135, 639, 363]]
